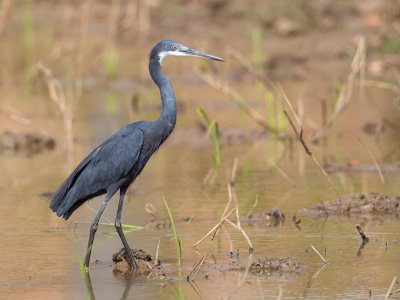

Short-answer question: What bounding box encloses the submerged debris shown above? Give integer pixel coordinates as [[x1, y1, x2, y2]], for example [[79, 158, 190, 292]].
[[307, 193, 400, 217], [0, 130, 55, 154], [112, 248, 160, 275], [240, 208, 285, 227]]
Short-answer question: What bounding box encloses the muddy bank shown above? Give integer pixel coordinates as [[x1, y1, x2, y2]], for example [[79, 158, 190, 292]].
[[203, 256, 305, 275], [306, 193, 400, 218], [0, 130, 55, 154], [113, 248, 305, 278]]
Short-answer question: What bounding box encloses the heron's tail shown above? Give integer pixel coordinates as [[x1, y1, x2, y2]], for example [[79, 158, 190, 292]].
[[50, 180, 72, 220]]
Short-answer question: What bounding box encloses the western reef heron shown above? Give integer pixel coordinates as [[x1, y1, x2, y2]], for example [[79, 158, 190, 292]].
[[50, 40, 223, 271]]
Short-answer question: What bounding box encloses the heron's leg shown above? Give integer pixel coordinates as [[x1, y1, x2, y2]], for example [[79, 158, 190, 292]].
[[84, 193, 112, 270], [115, 188, 138, 269]]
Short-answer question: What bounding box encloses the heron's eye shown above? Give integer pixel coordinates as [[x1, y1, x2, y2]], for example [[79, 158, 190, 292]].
[[172, 45, 178, 51]]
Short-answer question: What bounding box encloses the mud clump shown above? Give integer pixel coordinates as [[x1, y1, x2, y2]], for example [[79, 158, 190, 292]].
[[205, 256, 305, 275], [307, 193, 400, 218], [112, 248, 160, 275], [0, 130, 55, 154], [249, 257, 304, 274], [240, 209, 285, 227]]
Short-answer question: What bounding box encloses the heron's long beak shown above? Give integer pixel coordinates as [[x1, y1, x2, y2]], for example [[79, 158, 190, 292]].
[[181, 48, 224, 62]]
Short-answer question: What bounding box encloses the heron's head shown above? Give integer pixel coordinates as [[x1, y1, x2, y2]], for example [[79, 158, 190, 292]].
[[153, 40, 224, 64]]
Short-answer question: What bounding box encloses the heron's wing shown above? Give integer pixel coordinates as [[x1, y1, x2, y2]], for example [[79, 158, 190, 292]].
[[50, 128, 144, 218]]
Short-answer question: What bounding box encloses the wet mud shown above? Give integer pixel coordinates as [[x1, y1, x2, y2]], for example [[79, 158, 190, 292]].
[[112, 248, 161, 275], [306, 193, 400, 218], [204, 256, 305, 275], [240, 208, 285, 227], [0, 130, 55, 154]]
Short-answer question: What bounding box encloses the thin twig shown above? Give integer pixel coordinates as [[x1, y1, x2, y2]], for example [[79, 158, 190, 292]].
[[191, 255, 206, 281], [247, 195, 258, 218], [284, 110, 339, 197], [186, 254, 206, 281], [193, 208, 235, 247], [385, 277, 398, 300], [155, 239, 161, 266], [355, 224, 369, 243], [230, 157, 238, 186], [276, 285, 283, 300], [311, 245, 328, 264], [225, 219, 254, 252], [269, 159, 296, 186], [212, 184, 234, 240], [358, 138, 385, 188]]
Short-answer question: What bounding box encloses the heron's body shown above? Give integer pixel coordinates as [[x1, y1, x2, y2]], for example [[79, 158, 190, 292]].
[[50, 40, 223, 271]]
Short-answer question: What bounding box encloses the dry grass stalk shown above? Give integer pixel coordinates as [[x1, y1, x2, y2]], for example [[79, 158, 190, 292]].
[[358, 138, 385, 188], [268, 159, 296, 186], [284, 110, 339, 197], [37, 62, 74, 152], [230, 157, 238, 186], [193, 208, 235, 248], [276, 285, 283, 300], [189, 254, 206, 282], [155, 239, 161, 266], [311, 245, 328, 264], [195, 70, 282, 135], [310, 37, 366, 143], [385, 277, 398, 300], [247, 195, 258, 218]]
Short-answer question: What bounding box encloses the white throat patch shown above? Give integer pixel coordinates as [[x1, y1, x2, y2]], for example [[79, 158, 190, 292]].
[[158, 48, 188, 64]]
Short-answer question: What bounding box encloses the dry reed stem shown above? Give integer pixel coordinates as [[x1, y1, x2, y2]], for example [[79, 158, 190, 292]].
[[195, 70, 281, 135], [311, 245, 328, 264], [191, 255, 206, 281], [284, 110, 339, 197], [230, 157, 238, 186], [358, 138, 385, 188], [37, 62, 73, 152], [360, 80, 400, 93], [269, 159, 296, 186], [155, 239, 161, 266], [211, 183, 234, 240], [355, 224, 369, 243], [276, 285, 283, 300], [247, 195, 258, 218], [385, 277, 398, 300], [276, 83, 301, 127], [310, 37, 366, 143], [193, 208, 235, 248], [145, 203, 160, 220], [225, 219, 254, 252], [201, 168, 214, 188]]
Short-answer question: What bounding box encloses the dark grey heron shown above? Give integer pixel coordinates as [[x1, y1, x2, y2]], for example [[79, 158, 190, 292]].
[[50, 40, 223, 271]]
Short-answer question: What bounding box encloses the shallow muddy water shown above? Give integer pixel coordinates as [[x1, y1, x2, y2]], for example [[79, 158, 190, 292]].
[[1, 82, 400, 299]]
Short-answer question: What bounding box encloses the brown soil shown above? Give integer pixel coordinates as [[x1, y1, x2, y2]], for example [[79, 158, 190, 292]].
[[306, 192, 400, 218], [112, 248, 160, 275], [204, 256, 305, 274], [0, 131, 55, 154], [240, 208, 285, 227]]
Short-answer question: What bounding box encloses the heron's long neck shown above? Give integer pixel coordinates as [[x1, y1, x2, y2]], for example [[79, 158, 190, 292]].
[[149, 54, 177, 129]]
